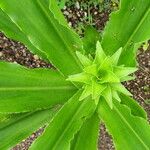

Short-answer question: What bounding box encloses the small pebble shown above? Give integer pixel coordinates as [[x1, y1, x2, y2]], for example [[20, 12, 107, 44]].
[[0, 51, 3, 57], [75, 1, 80, 9], [33, 55, 39, 60]]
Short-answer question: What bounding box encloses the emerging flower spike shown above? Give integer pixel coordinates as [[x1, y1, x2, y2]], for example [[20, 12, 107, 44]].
[[67, 41, 137, 109]]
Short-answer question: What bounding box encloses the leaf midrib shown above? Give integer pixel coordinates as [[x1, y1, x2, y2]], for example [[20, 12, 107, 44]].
[[114, 105, 149, 149], [51, 98, 86, 149], [0, 86, 75, 91], [36, 0, 82, 71], [123, 6, 150, 50]]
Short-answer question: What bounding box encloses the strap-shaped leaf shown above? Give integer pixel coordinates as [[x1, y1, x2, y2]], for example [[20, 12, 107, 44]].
[[71, 113, 100, 150], [0, 8, 48, 61], [120, 93, 147, 119], [0, 0, 83, 76], [0, 107, 58, 150], [0, 61, 77, 112], [82, 25, 101, 55], [102, 0, 150, 66], [0, 113, 29, 130], [49, 0, 68, 27], [30, 91, 96, 150], [98, 97, 150, 150]]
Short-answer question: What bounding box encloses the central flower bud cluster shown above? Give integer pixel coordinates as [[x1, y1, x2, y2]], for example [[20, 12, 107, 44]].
[[67, 42, 137, 108]]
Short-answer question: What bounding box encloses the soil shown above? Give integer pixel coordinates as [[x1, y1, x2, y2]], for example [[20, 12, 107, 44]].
[[0, 0, 149, 150]]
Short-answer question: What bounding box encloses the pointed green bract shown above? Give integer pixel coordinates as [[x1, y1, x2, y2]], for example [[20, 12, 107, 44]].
[[101, 85, 113, 109], [98, 57, 113, 71], [99, 70, 120, 83], [111, 47, 122, 65], [67, 42, 136, 108], [111, 83, 132, 96], [94, 41, 106, 65], [76, 51, 92, 67], [79, 85, 91, 101], [67, 73, 91, 84], [114, 66, 137, 78], [84, 64, 98, 76], [112, 91, 121, 102], [92, 81, 106, 99]]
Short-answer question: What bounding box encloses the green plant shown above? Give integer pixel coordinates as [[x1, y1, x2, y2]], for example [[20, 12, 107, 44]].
[[0, 0, 150, 150], [57, 0, 67, 9], [143, 41, 149, 51]]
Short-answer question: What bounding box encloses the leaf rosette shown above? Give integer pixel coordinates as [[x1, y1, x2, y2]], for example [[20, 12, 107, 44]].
[[67, 42, 137, 108]]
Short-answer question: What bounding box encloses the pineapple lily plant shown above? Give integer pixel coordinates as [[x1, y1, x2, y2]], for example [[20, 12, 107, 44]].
[[0, 0, 150, 150], [67, 43, 137, 108]]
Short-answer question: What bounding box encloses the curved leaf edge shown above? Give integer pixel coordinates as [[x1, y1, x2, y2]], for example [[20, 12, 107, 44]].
[[0, 9, 49, 62], [49, 0, 83, 47], [120, 93, 147, 119], [98, 100, 150, 149], [0, 106, 60, 150], [29, 90, 96, 150], [101, 0, 150, 66]]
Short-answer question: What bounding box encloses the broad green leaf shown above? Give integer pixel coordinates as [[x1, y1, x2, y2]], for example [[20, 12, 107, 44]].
[[120, 94, 147, 119], [83, 25, 101, 55], [0, 113, 29, 130], [0, 61, 77, 112], [30, 91, 96, 150], [0, 8, 48, 61], [0, 0, 83, 76], [71, 113, 100, 150], [102, 0, 150, 66], [49, 0, 83, 48], [98, 98, 150, 150], [0, 107, 59, 150], [49, 0, 69, 27]]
